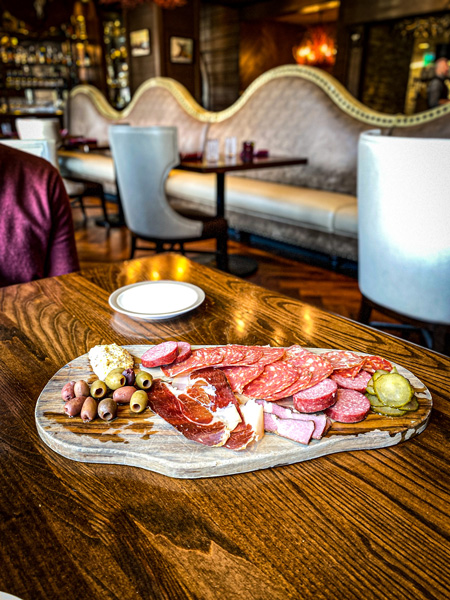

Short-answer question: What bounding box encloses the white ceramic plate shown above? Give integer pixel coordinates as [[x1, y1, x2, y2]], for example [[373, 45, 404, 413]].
[[108, 280, 205, 321]]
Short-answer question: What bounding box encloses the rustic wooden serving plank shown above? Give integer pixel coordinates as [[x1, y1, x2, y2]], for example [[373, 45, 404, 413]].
[[35, 345, 432, 479]]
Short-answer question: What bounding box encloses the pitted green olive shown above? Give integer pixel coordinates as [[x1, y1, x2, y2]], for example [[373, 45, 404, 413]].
[[105, 370, 126, 390], [130, 390, 148, 413], [135, 371, 153, 390], [90, 380, 108, 399]]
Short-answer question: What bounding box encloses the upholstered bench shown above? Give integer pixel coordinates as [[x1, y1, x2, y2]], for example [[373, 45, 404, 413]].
[[60, 64, 450, 263]]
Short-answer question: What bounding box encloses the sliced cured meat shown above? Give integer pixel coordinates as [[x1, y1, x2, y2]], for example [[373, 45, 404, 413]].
[[221, 364, 265, 394], [331, 369, 372, 392], [363, 355, 393, 374], [256, 399, 330, 439], [264, 369, 313, 401], [173, 342, 192, 364], [264, 413, 315, 445], [234, 346, 265, 365], [243, 362, 299, 399], [300, 352, 334, 387], [293, 378, 338, 413], [282, 345, 309, 366], [141, 341, 179, 368], [148, 379, 230, 447], [224, 399, 264, 450], [321, 350, 365, 376], [254, 346, 286, 366], [212, 345, 248, 367], [325, 388, 371, 423], [161, 347, 225, 377], [188, 368, 242, 430], [224, 422, 255, 450]]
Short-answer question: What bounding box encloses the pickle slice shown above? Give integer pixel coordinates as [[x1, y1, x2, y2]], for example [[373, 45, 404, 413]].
[[366, 393, 383, 407], [373, 373, 414, 407], [372, 370, 390, 382], [366, 384, 375, 395], [399, 395, 419, 412], [371, 405, 407, 417]]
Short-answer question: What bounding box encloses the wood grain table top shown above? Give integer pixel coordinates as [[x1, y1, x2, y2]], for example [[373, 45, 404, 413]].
[[1, 253, 449, 600]]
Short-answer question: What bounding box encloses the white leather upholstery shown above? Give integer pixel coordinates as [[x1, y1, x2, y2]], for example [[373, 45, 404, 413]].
[[58, 150, 117, 195], [0, 138, 57, 166], [358, 130, 450, 324], [167, 170, 357, 234]]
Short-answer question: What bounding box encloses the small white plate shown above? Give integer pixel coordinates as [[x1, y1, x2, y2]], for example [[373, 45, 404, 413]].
[[108, 280, 205, 321]]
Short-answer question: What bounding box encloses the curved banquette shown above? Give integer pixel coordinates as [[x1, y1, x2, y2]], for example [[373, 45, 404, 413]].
[[59, 65, 450, 262]]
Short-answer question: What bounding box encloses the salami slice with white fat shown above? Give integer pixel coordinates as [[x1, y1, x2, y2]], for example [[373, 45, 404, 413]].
[[321, 350, 365, 376], [221, 364, 265, 394], [331, 369, 372, 392], [173, 342, 192, 364], [141, 341, 179, 368], [363, 355, 393, 374], [254, 346, 286, 366], [293, 378, 337, 413], [325, 388, 371, 423], [161, 347, 225, 377], [243, 362, 299, 399]]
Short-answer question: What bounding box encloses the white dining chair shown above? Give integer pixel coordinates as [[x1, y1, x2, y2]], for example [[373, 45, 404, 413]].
[[357, 129, 450, 353]]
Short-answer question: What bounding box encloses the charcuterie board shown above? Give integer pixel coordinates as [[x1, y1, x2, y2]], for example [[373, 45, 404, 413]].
[[35, 345, 432, 479]]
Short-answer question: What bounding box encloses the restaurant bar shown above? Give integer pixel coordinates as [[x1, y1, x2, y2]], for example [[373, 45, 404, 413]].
[[1, 1, 450, 599]]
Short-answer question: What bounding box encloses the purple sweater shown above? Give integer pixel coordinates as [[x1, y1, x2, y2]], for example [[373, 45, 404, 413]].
[[0, 144, 79, 286]]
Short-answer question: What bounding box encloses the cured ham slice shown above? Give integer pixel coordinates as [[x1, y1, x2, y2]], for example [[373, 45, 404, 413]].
[[264, 413, 315, 445], [148, 379, 231, 447]]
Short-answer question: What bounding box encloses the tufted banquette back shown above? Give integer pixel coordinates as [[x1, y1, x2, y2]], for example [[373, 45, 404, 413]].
[[67, 65, 450, 196]]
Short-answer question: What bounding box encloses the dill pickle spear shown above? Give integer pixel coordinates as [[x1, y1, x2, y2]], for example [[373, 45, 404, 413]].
[[373, 373, 413, 407]]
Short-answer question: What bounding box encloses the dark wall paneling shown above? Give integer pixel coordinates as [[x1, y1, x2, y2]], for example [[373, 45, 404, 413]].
[[239, 21, 303, 92], [339, 0, 450, 25], [127, 3, 158, 94], [360, 21, 414, 114], [200, 3, 240, 111]]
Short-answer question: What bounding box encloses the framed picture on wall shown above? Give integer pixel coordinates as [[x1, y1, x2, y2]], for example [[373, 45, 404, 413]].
[[130, 29, 151, 57], [170, 36, 194, 64]]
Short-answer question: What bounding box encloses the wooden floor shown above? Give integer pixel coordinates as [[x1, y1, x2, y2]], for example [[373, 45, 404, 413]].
[[73, 199, 441, 354]]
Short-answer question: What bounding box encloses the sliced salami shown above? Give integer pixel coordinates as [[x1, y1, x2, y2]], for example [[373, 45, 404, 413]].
[[161, 347, 225, 377], [213, 345, 248, 367], [321, 350, 365, 374], [254, 346, 286, 366], [325, 388, 371, 423], [264, 369, 312, 401], [221, 364, 265, 394], [173, 342, 192, 364], [363, 355, 393, 374], [141, 341, 179, 368], [243, 362, 299, 399], [331, 369, 372, 392], [293, 378, 337, 413], [230, 346, 265, 366]]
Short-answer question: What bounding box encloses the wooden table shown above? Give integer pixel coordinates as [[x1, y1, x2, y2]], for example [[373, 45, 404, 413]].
[[1, 253, 450, 600], [179, 155, 308, 276]]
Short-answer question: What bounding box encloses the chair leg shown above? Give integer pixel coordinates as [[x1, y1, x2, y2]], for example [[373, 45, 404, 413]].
[[98, 185, 108, 222], [358, 296, 372, 324], [216, 230, 229, 272], [130, 234, 137, 259]]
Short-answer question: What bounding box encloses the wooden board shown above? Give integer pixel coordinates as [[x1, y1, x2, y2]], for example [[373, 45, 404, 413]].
[[35, 345, 432, 479]]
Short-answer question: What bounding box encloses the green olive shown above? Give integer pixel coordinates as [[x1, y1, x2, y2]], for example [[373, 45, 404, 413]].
[[105, 370, 126, 390], [90, 379, 108, 399], [135, 370, 153, 390], [130, 390, 148, 413]]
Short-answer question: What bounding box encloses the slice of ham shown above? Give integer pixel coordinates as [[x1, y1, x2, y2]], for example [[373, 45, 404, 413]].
[[264, 413, 315, 445], [148, 379, 231, 447], [256, 399, 330, 439]]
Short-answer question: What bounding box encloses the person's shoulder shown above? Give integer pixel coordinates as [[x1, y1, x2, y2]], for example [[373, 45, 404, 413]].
[[0, 142, 59, 179]]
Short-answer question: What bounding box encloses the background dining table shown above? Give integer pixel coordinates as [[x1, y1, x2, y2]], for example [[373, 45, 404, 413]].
[[1, 253, 449, 600]]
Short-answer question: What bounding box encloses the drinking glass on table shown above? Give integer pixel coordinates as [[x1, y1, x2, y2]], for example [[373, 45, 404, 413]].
[[225, 136, 237, 158], [205, 138, 219, 162]]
